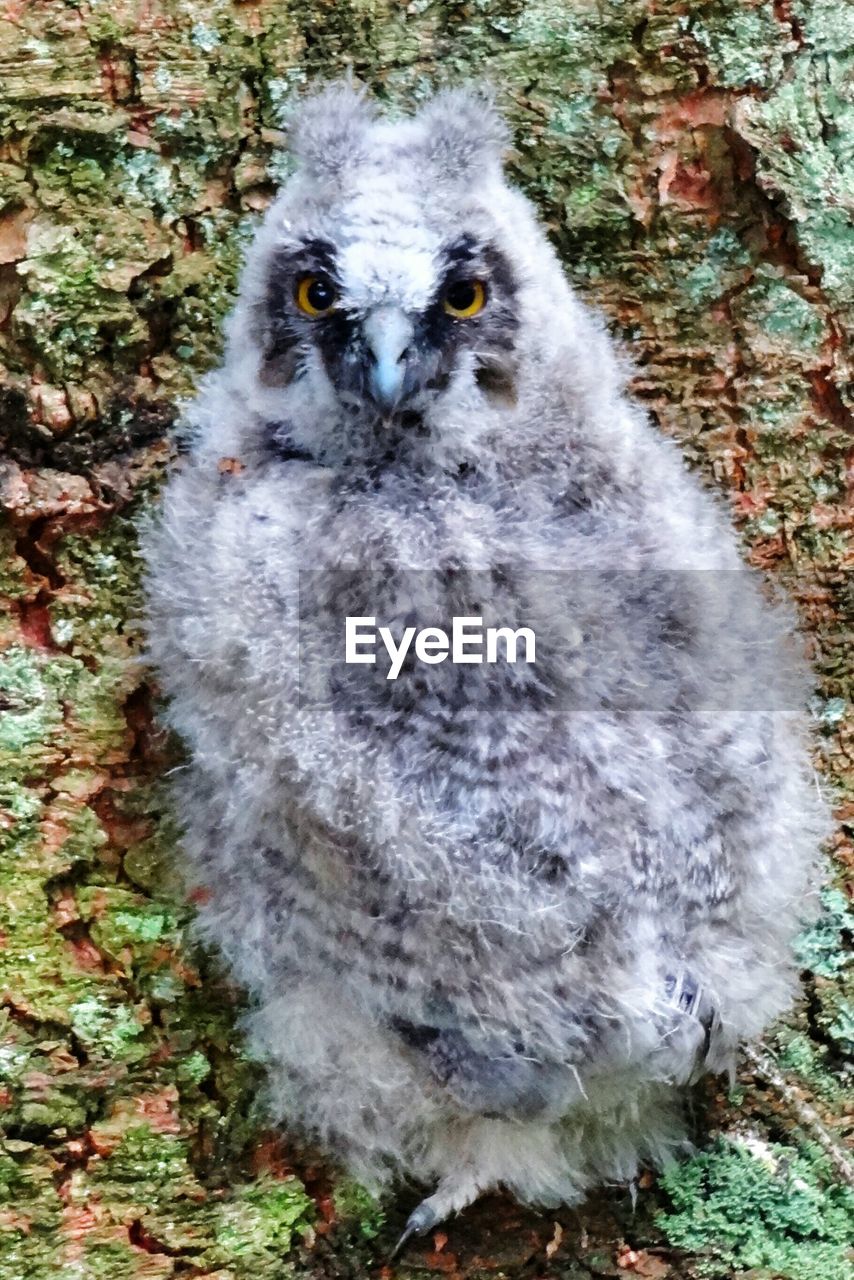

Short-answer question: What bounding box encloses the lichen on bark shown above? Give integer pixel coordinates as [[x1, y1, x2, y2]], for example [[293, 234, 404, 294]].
[[1, 3, 852, 1278]]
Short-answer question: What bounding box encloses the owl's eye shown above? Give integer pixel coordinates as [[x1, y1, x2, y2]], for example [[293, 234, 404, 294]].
[[295, 274, 338, 317], [443, 279, 486, 319]]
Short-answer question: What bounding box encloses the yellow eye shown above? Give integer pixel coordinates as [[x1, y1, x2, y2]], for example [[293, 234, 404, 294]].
[[295, 274, 338, 317], [443, 279, 486, 319]]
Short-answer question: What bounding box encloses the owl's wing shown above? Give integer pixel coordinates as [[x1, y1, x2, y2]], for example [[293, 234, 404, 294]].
[[392, 1017, 574, 1119], [663, 969, 724, 1084], [392, 966, 721, 1117]]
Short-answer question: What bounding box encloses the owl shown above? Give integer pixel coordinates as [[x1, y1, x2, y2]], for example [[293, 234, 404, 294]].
[[143, 84, 828, 1249]]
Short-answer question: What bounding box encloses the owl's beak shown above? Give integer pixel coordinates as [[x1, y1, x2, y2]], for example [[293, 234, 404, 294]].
[[363, 306, 414, 413]]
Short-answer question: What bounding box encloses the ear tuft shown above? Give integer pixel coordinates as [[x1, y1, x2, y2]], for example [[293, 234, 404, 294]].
[[415, 86, 510, 180], [286, 79, 376, 179]]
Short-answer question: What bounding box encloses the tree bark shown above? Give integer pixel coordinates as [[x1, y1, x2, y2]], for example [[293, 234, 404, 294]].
[[0, 3, 851, 1277]]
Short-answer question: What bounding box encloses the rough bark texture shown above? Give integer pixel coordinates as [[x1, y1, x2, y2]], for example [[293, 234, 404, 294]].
[[1, 3, 852, 1278]]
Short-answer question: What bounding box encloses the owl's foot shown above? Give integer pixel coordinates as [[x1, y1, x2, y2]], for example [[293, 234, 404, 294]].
[[390, 1165, 484, 1260], [663, 967, 723, 1081], [664, 970, 706, 1020], [390, 1200, 439, 1259]]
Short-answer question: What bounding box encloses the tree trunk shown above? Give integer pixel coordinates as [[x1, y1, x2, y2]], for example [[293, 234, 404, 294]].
[[1, 3, 851, 1277]]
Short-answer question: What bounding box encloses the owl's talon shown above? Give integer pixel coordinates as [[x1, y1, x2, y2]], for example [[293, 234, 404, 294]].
[[390, 1201, 438, 1260], [664, 970, 703, 1019]]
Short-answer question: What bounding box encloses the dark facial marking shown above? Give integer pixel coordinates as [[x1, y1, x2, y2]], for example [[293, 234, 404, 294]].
[[259, 233, 520, 427], [259, 238, 343, 384], [475, 359, 518, 407], [305, 234, 520, 426], [410, 235, 520, 406]]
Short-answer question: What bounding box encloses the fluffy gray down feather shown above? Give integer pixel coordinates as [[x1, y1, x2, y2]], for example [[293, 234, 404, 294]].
[[143, 84, 829, 1224]]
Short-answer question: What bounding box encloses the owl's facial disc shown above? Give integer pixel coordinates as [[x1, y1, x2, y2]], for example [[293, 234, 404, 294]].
[[262, 233, 519, 426]]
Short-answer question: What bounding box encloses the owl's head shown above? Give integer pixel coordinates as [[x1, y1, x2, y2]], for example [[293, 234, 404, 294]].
[[223, 83, 579, 467]]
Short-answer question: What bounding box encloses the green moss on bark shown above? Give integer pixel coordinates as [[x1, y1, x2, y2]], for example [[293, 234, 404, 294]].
[[656, 1139, 854, 1280]]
